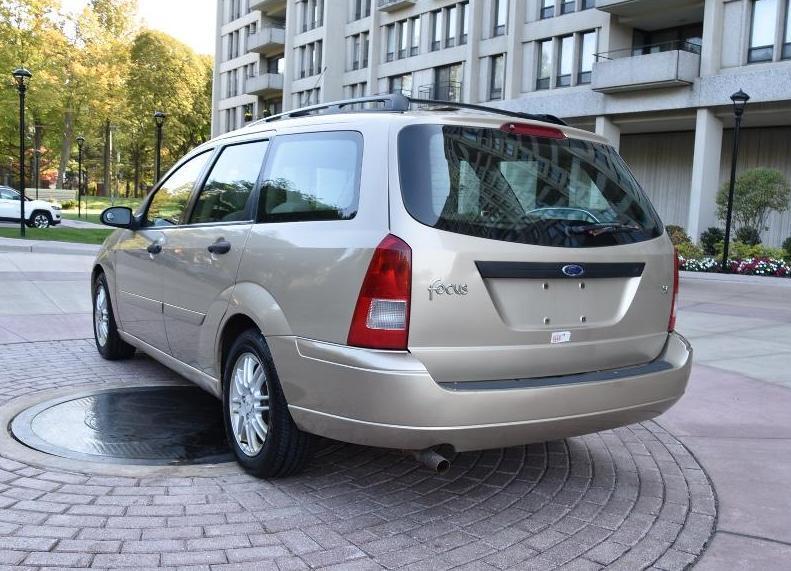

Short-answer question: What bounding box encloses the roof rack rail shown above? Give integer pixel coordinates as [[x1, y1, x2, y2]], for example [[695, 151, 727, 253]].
[[251, 92, 567, 127]]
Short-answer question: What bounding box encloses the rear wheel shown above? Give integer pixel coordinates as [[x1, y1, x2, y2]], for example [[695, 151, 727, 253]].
[[223, 329, 315, 478], [93, 274, 135, 360]]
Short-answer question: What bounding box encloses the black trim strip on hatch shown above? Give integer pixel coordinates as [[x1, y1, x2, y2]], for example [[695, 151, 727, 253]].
[[439, 360, 674, 392], [475, 261, 645, 280]]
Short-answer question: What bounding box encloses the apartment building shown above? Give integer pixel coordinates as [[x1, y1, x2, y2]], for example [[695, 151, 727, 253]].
[[213, 0, 791, 245], [211, 0, 287, 135]]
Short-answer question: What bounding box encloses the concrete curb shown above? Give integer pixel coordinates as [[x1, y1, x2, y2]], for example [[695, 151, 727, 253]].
[[0, 237, 100, 256]]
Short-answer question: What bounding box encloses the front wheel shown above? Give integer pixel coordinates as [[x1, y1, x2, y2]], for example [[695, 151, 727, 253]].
[[30, 211, 52, 228], [223, 330, 315, 478], [93, 274, 135, 360]]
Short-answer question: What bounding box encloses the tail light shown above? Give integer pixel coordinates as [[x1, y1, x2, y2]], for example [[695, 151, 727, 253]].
[[348, 234, 412, 350], [668, 248, 680, 332], [501, 122, 566, 139]]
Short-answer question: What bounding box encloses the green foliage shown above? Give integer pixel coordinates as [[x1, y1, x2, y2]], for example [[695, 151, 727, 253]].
[[717, 168, 791, 234], [676, 241, 704, 259], [782, 237, 791, 260], [735, 225, 762, 246], [0, 0, 211, 196], [665, 225, 692, 246], [700, 227, 725, 256], [714, 241, 786, 260], [59, 200, 76, 210]]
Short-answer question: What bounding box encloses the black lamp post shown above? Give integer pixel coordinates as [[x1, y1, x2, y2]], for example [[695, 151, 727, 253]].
[[76, 135, 85, 220], [12, 68, 32, 237], [721, 89, 750, 273], [154, 111, 166, 182]]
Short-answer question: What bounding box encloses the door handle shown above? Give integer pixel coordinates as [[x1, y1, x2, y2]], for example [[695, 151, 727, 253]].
[[147, 242, 162, 255], [208, 239, 231, 255]]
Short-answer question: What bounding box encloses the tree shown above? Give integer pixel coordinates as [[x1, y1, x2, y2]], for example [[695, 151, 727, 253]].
[[717, 168, 791, 235]]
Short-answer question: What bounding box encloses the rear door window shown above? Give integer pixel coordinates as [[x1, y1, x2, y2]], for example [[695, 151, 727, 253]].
[[259, 131, 362, 222], [398, 125, 662, 247], [189, 140, 269, 224]]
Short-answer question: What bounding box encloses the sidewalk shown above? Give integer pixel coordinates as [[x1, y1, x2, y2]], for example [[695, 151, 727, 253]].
[[0, 237, 101, 256]]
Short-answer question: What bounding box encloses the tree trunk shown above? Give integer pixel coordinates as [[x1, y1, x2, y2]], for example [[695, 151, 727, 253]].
[[57, 111, 74, 190], [133, 149, 140, 198]]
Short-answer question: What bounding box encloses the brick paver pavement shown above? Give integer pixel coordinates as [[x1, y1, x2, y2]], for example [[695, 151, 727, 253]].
[[0, 339, 716, 570]]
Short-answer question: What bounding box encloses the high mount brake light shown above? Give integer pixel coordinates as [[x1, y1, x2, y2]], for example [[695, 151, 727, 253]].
[[669, 248, 680, 332], [501, 122, 567, 139], [348, 234, 412, 350]]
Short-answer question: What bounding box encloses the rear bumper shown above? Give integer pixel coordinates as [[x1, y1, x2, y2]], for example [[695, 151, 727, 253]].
[[268, 332, 692, 452]]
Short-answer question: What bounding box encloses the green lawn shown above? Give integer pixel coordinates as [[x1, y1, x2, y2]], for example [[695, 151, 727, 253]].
[[61, 212, 103, 225], [62, 197, 143, 223], [0, 227, 113, 245]]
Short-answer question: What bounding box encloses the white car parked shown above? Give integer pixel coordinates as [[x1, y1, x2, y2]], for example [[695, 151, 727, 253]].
[[0, 186, 62, 228]]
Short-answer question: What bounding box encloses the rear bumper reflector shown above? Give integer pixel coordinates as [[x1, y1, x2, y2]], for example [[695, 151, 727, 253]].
[[438, 359, 673, 391], [475, 261, 645, 280]]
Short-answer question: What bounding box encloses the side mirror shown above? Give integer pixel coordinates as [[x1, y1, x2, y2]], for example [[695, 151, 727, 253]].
[[100, 206, 137, 230]]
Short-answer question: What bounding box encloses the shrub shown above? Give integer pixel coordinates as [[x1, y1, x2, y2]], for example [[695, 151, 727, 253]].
[[735, 225, 762, 246], [716, 168, 791, 231], [783, 236, 791, 260], [676, 241, 703, 260], [700, 227, 725, 255], [665, 225, 691, 246], [60, 200, 77, 210], [714, 241, 785, 260]]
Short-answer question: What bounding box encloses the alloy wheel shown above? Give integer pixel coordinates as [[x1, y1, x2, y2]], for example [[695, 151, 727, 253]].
[[94, 285, 110, 347], [33, 214, 49, 228], [229, 352, 270, 456]]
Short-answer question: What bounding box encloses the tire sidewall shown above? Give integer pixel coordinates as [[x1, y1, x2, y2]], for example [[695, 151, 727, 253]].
[[222, 331, 280, 472]]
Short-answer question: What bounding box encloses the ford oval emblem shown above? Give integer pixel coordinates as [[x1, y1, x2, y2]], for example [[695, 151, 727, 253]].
[[562, 264, 585, 278]]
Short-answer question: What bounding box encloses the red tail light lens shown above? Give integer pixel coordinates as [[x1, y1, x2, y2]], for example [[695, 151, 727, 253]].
[[500, 122, 566, 139], [348, 234, 412, 350], [668, 248, 680, 332]]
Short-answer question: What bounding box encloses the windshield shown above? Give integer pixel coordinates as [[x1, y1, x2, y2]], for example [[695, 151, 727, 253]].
[[398, 125, 663, 248]]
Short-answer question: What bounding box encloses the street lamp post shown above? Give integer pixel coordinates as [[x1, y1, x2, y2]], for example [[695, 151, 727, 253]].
[[154, 111, 166, 183], [76, 135, 85, 220], [722, 89, 750, 273], [12, 68, 32, 238]]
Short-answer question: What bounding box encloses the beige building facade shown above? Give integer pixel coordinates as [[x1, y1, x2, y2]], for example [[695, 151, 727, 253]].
[[213, 0, 791, 245]]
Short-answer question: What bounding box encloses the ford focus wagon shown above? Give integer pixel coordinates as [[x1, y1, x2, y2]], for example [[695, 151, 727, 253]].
[[93, 94, 691, 477]]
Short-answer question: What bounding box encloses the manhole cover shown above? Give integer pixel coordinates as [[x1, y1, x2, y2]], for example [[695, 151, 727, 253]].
[[10, 386, 233, 465]]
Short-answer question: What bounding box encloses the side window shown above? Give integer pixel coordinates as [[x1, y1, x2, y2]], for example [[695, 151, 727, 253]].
[[189, 141, 269, 224], [145, 151, 212, 226], [260, 131, 362, 222]]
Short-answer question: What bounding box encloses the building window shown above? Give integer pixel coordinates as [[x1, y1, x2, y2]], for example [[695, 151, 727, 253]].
[[410, 17, 420, 56], [537, 39, 552, 90], [541, 0, 555, 19], [431, 10, 442, 51], [560, 0, 575, 15], [556, 35, 573, 87], [493, 0, 507, 36], [363, 32, 370, 67], [581, 0, 596, 9], [433, 63, 463, 101], [578, 31, 596, 84], [398, 20, 409, 58], [784, 0, 791, 58], [386, 24, 396, 61], [490, 54, 505, 100], [749, 0, 777, 62], [266, 55, 284, 74], [446, 6, 457, 48], [352, 35, 361, 70], [353, 0, 371, 20], [389, 73, 413, 96], [460, 2, 469, 45]]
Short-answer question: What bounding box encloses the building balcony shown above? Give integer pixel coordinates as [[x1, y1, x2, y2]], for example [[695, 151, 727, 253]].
[[247, 26, 285, 56], [249, 0, 286, 16], [596, 0, 696, 16], [592, 42, 701, 94], [377, 0, 416, 12], [245, 73, 284, 97]]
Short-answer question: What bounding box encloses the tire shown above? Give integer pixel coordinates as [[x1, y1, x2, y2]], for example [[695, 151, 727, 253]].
[[223, 329, 315, 478], [93, 273, 135, 360], [30, 211, 51, 229]]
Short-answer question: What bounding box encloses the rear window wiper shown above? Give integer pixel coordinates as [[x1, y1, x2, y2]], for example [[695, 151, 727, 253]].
[[568, 223, 641, 236]]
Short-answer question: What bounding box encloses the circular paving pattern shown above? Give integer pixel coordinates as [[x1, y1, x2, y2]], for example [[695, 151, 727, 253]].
[[11, 386, 232, 465], [0, 339, 716, 569]]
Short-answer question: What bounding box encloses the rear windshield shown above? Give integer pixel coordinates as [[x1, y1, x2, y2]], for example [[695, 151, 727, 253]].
[[398, 125, 663, 248]]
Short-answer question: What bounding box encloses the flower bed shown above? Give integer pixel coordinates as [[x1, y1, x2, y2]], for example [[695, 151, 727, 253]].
[[680, 256, 791, 277]]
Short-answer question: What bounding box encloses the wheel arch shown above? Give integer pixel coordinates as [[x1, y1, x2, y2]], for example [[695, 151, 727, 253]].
[[217, 313, 261, 379]]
